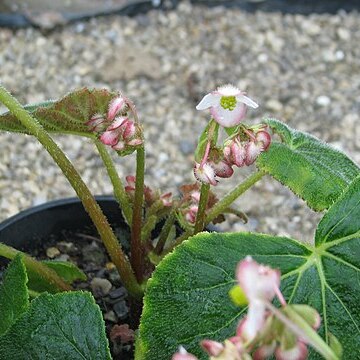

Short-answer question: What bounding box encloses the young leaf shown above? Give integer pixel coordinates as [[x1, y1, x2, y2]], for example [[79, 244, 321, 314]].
[[0, 255, 29, 336], [256, 118, 360, 211], [0, 88, 116, 135], [26, 260, 87, 293], [0, 292, 111, 360], [138, 176, 360, 359]]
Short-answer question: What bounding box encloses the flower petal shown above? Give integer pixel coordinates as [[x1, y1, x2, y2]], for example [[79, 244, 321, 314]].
[[210, 103, 247, 127], [196, 93, 219, 110], [236, 95, 259, 109]]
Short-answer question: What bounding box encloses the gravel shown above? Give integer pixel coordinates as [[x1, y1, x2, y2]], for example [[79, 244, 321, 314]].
[[0, 2, 359, 243]]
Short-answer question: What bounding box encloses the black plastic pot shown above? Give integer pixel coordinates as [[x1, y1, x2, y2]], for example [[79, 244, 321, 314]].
[[0, 196, 127, 254]]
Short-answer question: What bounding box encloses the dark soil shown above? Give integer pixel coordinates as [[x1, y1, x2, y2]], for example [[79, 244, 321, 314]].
[[0, 225, 135, 360]]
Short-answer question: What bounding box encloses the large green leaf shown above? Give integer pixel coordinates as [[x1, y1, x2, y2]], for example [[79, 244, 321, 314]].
[[0, 291, 111, 359], [0, 255, 29, 336], [0, 88, 116, 135], [138, 176, 360, 359], [256, 119, 360, 211]]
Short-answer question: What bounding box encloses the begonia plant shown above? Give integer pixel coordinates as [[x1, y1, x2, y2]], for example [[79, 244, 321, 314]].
[[0, 82, 358, 359]]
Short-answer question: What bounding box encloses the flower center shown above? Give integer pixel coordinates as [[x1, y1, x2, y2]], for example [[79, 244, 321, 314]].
[[220, 96, 237, 111]]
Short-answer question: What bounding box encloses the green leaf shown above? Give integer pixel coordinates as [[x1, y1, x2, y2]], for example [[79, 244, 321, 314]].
[[41, 260, 87, 284], [138, 176, 360, 359], [0, 88, 116, 135], [0, 292, 111, 360], [256, 119, 360, 211], [26, 260, 86, 293], [0, 256, 29, 336]]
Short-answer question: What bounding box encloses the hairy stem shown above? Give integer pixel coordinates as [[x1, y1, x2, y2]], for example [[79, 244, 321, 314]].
[[206, 170, 265, 224], [131, 146, 146, 283], [95, 140, 132, 225], [194, 183, 210, 234], [0, 86, 143, 299], [0, 243, 71, 292]]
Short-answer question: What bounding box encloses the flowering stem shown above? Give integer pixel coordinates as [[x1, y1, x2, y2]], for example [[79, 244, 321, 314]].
[[131, 146, 146, 283], [95, 140, 132, 225], [0, 85, 143, 299], [205, 170, 265, 224], [194, 183, 210, 234], [267, 303, 338, 360], [0, 243, 71, 292]]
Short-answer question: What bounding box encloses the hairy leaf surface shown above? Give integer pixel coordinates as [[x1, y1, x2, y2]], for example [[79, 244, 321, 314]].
[[138, 176, 360, 359], [256, 119, 359, 211], [0, 292, 111, 359]]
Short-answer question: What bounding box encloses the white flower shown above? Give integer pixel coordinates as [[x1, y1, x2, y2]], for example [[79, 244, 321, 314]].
[[196, 85, 258, 127]]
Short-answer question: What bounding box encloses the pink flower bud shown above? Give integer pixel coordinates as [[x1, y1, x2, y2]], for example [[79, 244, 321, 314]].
[[201, 340, 224, 357], [236, 256, 280, 303], [185, 205, 198, 224], [125, 175, 136, 194], [275, 341, 308, 360], [244, 140, 263, 166], [193, 162, 218, 186], [160, 192, 173, 207], [190, 191, 201, 203], [256, 130, 271, 150], [127, 138, 143, 147], [209, 160, 234, 178], [172, 346, 198, 360], [224, 140, 246, 168], [100, 129, 121, 146], [108, 96, 126, 121], [112, 140, 126, 151]]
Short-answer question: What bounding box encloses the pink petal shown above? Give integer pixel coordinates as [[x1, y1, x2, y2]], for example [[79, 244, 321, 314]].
[[275, 342, 308, 360], [210, 103, 247, 127], [99, 129, 120, 146], [123, 120, 136, 140], [236, 94, 259, 108], [108, 96, 126, 120], [201, 340, 224, 357], [172, 346, 198, 360], [196, 93, 219, 110], [107, 116, 128, 131], [240, 302, 267, 341]]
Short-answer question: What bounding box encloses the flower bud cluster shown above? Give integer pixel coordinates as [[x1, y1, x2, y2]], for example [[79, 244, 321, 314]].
[[86, 96, 143, 151], [224, 129, 271, 168], [173, 258, 321, 360]]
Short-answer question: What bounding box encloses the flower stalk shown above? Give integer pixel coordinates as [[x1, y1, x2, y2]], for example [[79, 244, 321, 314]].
[[131, 146, 146, 283], [95, 140, 133, 225], [193, 183, 210, 234]]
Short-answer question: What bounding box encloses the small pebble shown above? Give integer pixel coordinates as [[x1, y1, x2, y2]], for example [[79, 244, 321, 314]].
[[46, 247, 60, 259], [109, 287, 128, 300], [91, 277, 113, 297], [113, 300, 129, 320]]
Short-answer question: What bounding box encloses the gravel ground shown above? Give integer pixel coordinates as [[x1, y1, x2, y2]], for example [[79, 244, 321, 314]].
[[0, 2, 359, 243]]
